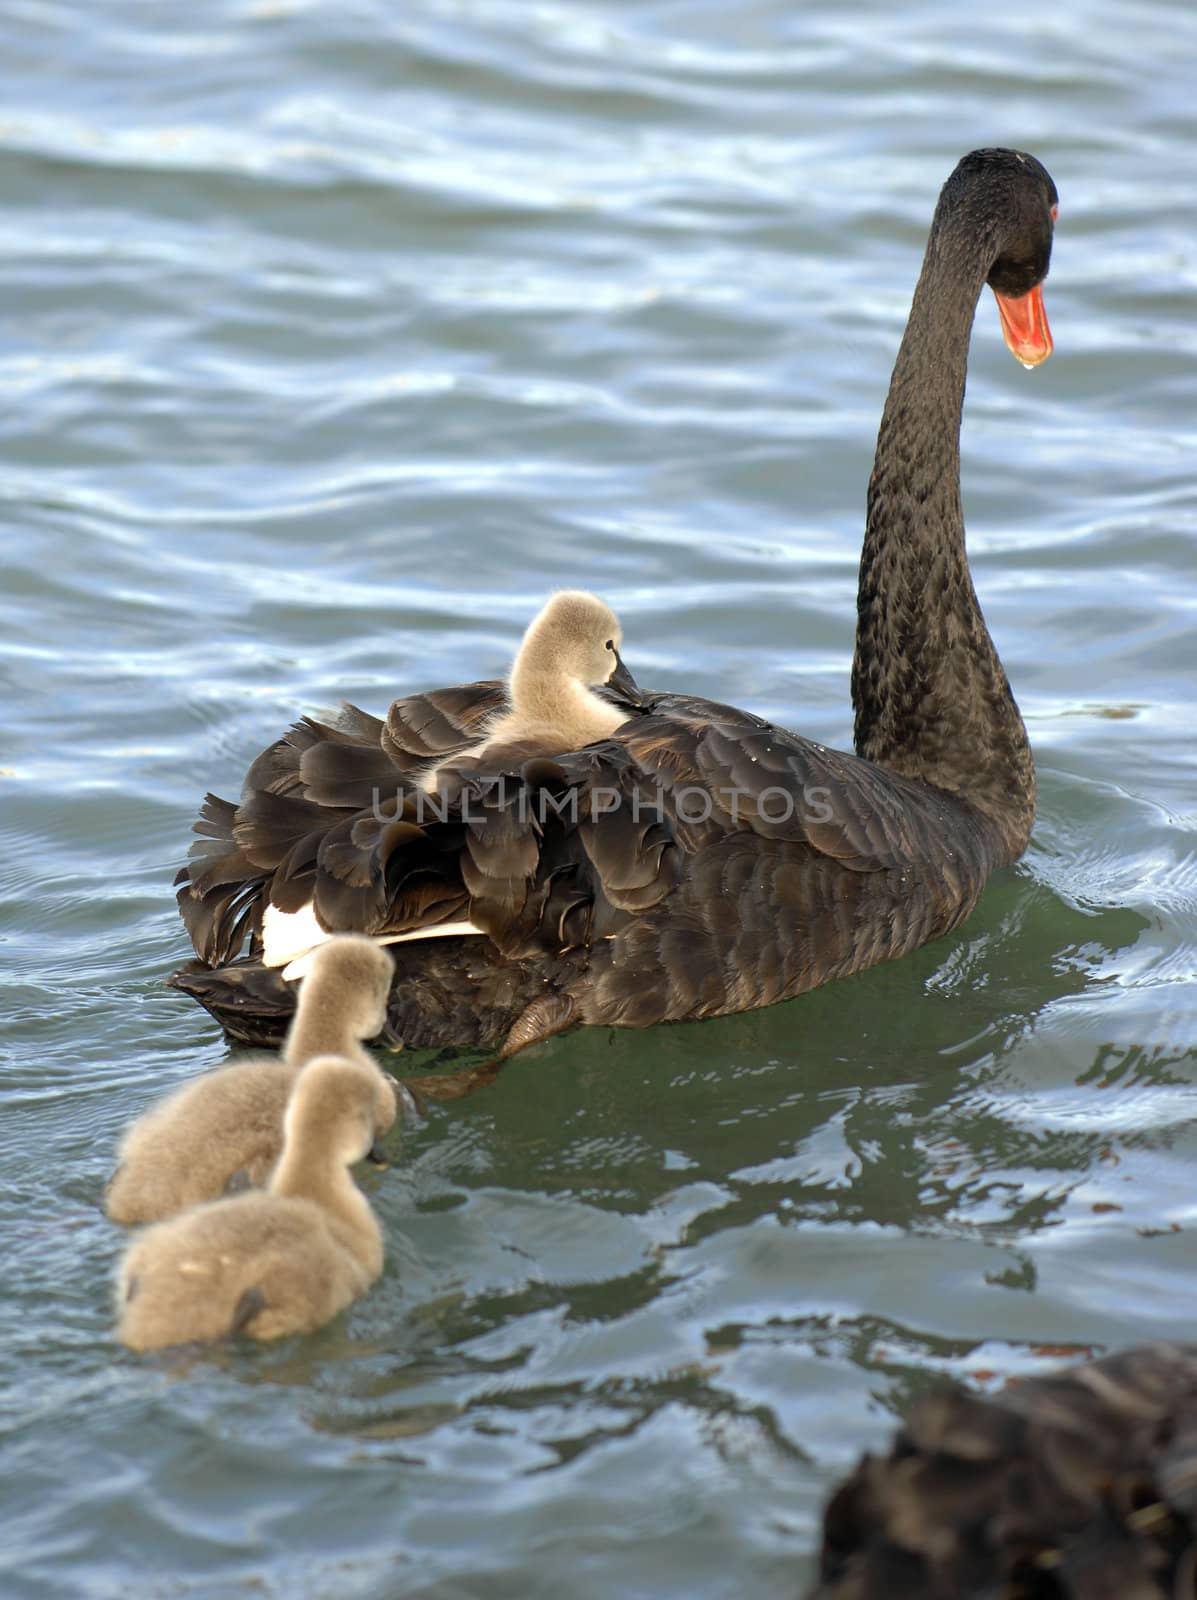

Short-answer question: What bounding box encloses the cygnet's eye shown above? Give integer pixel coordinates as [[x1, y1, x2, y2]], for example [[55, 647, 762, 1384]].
[[605, 639, 614, 651]]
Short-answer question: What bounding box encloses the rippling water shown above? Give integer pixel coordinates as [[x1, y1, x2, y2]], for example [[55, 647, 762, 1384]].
[[3, 1, 1197, 1594]]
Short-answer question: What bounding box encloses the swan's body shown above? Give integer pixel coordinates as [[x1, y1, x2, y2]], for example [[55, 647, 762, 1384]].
[[806, 1343, 1197, 1599], [106, 936, 396, 1224], [116, 1054, 385, 1351], [170, 149, 1056, 1058]]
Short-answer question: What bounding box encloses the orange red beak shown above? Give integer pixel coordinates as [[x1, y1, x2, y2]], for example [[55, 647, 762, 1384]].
[[993, 281, 1053, 367]]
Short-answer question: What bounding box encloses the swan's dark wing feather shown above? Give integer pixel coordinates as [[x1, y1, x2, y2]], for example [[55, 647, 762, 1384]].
[[457, 788, 541, 941], [300, 681, 502, 924], [176, 683, 498, 942], [244, 707, 401, 812], [232, 787, 334, 871], [304, 807, 472, 937], [175, 795, 269, 965], [621, 697, 977, 872], [185, 793, 261, 897], [381, 680, 506, 772], [295, 734, 404, 811], [370, 750, 683, 956], [569, 755, 683, 914], [245, 683, 503, 807], [807, 1343, 1197, 1600], [244, 714, 365, 799]]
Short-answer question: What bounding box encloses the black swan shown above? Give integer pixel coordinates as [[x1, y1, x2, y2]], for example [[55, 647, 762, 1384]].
[[170, 148, 1057, 1067], [805, 1343, 1197, 1598]]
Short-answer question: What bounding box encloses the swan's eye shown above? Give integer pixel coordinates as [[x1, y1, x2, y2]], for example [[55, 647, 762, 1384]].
[[605, 639, 614, 651]]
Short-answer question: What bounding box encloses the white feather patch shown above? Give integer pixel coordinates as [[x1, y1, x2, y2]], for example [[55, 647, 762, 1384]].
[[261, 901, 328, 969], [277, 917, 486, 982]]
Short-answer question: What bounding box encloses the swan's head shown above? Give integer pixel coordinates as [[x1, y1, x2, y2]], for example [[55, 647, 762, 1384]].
[[284, 1054, 386, 1166], [944, 149, 1058, 368], [515, 591, 640, 703], [297, 934, 394, 1041]]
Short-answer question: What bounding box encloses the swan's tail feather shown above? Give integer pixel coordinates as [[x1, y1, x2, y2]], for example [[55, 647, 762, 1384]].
[[175, 794, 269, 966], [165, 958, 297, 1049]]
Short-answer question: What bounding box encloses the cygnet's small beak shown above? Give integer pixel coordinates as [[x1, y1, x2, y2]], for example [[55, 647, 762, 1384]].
[[606, 651, 645, 709], [365, 1142, 389, 1167]]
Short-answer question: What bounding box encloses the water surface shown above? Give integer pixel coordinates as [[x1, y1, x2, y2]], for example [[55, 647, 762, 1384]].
[[2, 1, 1197, 1595]]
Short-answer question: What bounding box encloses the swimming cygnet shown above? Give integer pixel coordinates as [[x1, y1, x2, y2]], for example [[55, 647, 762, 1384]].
[[104, 935, 397, 1225], [420, 589, 641, 794], [116, 1053, 385, 1351]]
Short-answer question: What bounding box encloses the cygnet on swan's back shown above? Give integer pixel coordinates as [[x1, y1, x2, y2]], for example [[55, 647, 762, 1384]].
[[420, 589, 641, 792], [240, 594, 645, 978], [104, 936, 397, 1225], [116, 1053, 386, 1351]]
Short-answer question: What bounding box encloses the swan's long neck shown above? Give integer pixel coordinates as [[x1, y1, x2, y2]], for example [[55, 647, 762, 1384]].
[[851, 218, 1035, 862]]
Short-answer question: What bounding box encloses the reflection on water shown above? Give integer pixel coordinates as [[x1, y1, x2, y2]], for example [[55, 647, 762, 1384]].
[[2, 0, 1197, 1595]]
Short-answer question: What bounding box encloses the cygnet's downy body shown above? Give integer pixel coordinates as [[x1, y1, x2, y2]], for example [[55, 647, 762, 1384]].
[[116, 1053, 385, 1350]]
